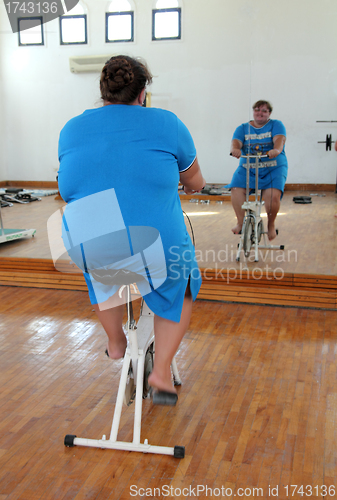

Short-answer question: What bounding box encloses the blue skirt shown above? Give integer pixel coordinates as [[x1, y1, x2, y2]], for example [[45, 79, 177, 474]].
[[61, 189, 201, 324], [227, 164, 288, 195]]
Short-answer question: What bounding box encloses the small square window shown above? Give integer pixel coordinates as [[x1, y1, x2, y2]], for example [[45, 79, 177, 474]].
[[152, 8, 181, 41], [106, 12, 134, 43], [60, 15, 87, 45], [18, 17, 44, 46]]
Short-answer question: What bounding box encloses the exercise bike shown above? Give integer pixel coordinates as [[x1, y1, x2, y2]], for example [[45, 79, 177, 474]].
[[64, 276, 185, 459], [47, 193, 186, 458], [235, 152, 285, 262]]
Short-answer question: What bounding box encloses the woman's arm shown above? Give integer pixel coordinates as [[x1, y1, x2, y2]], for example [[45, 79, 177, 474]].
[[230, 139, 243, 158], [268, 134, 286, 159], [180, 157, 206, 194]]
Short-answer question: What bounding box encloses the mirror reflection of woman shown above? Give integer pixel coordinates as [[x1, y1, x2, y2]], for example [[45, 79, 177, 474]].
[[228, 100, 288, 240]]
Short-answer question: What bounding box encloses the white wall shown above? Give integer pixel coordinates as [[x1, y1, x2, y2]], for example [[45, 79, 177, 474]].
[[0, 0, 337, 183]]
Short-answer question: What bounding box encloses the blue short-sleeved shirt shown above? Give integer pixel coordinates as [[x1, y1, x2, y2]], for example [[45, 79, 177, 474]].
[[58, 105, 202, 322], [228, 119, 288, 193], [233, 119, 287, 168]]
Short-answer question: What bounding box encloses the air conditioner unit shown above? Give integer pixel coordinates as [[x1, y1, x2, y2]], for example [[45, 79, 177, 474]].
[[69, 55, 112, 73]]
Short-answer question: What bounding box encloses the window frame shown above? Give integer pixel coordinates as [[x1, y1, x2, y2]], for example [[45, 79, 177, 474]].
[[59, 14, 88, 45], [152, 7, 181, 41], [105, 11, 134, 43], [18, 16, 44, 46]]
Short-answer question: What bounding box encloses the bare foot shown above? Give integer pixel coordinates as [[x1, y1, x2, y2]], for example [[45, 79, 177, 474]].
[[148, 370, 177, 395], [106, 330, 127, 359], [268, 223, 277, 241], [232, 223, 242, 235]]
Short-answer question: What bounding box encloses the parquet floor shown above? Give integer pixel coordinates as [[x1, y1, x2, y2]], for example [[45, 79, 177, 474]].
[[0, 191, 336, 275], [0, 286, 337, 499]]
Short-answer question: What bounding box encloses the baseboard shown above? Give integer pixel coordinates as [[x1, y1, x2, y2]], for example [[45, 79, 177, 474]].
[[0, 180, 58, 188], [0, 180, 335, 193], [0, 258, 335, 310], [285, 184, 335, 192], [179, 183, 335, 202]]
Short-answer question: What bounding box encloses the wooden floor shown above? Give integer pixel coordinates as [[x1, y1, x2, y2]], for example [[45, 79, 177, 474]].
[[0, 286, 337, 499], [0, 191, 336, 309]]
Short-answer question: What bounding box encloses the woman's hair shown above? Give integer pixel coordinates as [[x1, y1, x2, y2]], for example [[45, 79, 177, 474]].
[[100, 55, 153, 104], [252, 100, 273, 113]]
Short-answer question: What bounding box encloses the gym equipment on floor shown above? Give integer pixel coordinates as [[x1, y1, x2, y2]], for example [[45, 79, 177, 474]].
[[0, 200, 36, 244]]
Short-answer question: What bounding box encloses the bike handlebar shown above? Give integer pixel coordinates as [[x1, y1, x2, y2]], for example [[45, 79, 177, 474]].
[[240, 154, 268, 158], [230, 153, 269, 159]]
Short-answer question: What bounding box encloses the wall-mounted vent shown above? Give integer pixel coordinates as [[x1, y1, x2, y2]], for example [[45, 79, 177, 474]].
[[69, 55, 112, 73]]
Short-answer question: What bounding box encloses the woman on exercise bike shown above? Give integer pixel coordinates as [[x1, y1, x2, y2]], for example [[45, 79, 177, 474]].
[[57, 55, 205, 404], [228, 100, 288, 240]]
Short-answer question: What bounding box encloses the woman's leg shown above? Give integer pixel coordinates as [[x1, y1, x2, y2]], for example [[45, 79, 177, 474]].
[[262, 188, 282, 240], [93, 291, 127, 359], [231, 187, 246, 234], [94, 283, 193, 391], [148, 286, 193, 394]]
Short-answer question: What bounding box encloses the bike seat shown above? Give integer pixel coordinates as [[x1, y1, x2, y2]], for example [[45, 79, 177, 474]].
[[90, 268, 145, 286]]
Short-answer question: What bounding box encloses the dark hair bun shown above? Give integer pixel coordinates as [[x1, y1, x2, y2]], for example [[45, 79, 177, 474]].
[[104, 58, 134, 91], [100, 55, 153, 104]]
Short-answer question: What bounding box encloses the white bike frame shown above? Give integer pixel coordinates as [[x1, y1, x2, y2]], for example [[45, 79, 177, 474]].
[[236, 153, 284, 262], [64, 286, 185, 458]]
